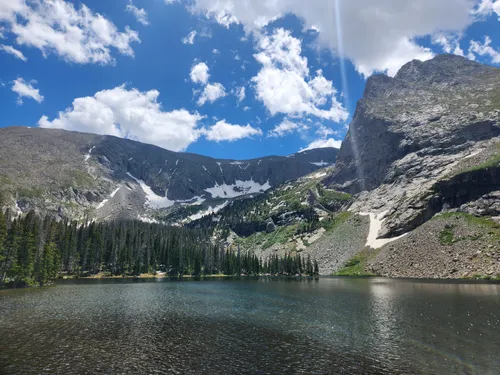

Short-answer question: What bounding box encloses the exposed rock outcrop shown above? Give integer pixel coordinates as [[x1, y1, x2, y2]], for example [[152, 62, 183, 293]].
[[327, 54, 500, 239]]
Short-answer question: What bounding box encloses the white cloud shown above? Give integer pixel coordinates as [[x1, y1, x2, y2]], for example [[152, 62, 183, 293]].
[[300, 138, 342, 152], [268, 119, 304, 138], [0, 44, 27, 61], [315, 125, 339, 138], [468, 36, 500, 63], [197, 82, 227, 106], [38, 85, 204, 152], [11, 78, 43, 104], [212, 48, 220, 54], [204, 120, 262, 142], [432, 35, 464, 56], [126, 2, 149, 26], [252, 28, 348, 121], [234, 86, 245, 103], [182, 30, 197, 44], [0, 0, 139, 65], [191, 0, 476, 77], [475, 0, 500, 17], [190, 61, 210, 84]]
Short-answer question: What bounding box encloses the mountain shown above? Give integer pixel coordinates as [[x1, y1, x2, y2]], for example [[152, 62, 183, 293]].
[[0, 126, 338, 222], [322, 54, 500, 278], [195, 54, 500, 279]]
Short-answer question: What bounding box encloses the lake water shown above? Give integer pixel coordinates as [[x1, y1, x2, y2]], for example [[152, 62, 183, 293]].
[[0, 277, 499, 375]]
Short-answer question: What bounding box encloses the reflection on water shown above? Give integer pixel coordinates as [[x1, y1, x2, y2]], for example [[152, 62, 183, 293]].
[[0, 277, 499, 375]]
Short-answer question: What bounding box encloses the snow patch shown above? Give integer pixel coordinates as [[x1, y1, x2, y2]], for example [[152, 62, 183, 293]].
[[465, 150, 482, 159], [127, 172, 175, 209], [176, 159, 179, 166], [137, 215, 159, 224], [96, 199, 109, 209], [257, 159, 262, 166], [185, 201, 229, 222], [97, 186, 121, 209], [128, 157, 133, 161], [243, 163, 251, 170], [202, 165, 208, 172], [306, 172, 327, 179], [84, 146, 95, 161], [204, 179, 271, 198], [216, 162, 223, 175], [310, 160, 329, 167], [360, 211, 408, 249], [110, 187, 121, 198]]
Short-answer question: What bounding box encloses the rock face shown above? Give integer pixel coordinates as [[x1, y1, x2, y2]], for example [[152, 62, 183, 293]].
[[0, 127, 338, 221], [326, 54, 500, 238]]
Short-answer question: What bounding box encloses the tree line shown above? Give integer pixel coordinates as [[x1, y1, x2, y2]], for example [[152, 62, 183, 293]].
[[0, 207, 319, 288]]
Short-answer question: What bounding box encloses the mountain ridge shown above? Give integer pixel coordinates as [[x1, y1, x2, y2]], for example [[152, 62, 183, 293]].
[[0, 126, 338, 222]]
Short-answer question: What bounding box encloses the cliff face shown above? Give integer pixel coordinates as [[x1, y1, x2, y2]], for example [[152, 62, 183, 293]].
[[0, 126, 338, 222], [326, 54, 500, 238]]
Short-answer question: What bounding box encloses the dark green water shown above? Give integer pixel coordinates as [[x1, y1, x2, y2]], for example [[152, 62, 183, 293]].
[[0, 277, 499, 375]]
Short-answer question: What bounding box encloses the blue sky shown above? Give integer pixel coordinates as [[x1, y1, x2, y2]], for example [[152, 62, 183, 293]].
[[1, 0, 500, 160]]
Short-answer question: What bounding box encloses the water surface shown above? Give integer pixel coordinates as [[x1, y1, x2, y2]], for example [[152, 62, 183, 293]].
[[1, 277, 499, 374]]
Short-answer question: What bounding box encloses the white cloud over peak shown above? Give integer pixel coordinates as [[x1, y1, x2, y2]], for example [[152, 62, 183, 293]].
[[300, 138, 342, 152], [182, 30, 197, 44], [0, 44, 27, 61], [126, 2, 149, 26], [204, 120, 262, 142], [432, 35, 465, 56], [191, 0, 476, 77], [190, 61, 210, 84], [252, 28, 348, 121], [197, 82, 227, 106], [468, 36, 500, 63], [38, 85, 204, 152], [0, 0, 139, 65], [11, 78, 43, 104]]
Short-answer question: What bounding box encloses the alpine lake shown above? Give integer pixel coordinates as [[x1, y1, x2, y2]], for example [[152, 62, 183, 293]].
[[0, 277, 499, 374]]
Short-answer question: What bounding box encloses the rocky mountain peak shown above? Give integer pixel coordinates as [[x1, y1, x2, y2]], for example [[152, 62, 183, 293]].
[[326, 54, 500, 238], [394, 54, 490, 85]]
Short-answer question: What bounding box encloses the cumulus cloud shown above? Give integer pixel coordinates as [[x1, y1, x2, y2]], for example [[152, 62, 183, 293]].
[[204, 120, 262, 142], [190, 62, 210, 84], [212, 48, 220, 54], [268, 119, 305, 138], [0, 0, 139, 65], [252, 28, 348, 121], [0, 44, 27, 61], [38, 85, 204, 152], [126, 1, 149, 26], [191, 0, 476, 77], [300, 138, 342, 152], [468, 36, 500, 63], [197, 82, 227, 106], [11, 78, 43, 104], [182, 30, 197, 44], [190, 61, 226, 105]]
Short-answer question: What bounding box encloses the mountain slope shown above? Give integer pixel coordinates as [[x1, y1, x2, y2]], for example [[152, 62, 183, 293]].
[[322, 54, 500, 278], [327, 54, 500, 237], [0, 127, 338, 222]]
